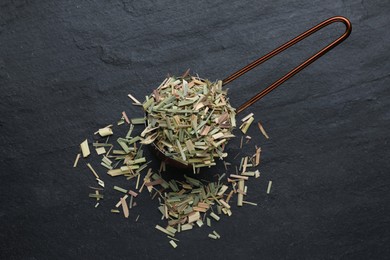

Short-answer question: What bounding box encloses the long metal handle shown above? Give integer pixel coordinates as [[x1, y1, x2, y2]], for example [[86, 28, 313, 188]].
[[222, 16, 352, 114]]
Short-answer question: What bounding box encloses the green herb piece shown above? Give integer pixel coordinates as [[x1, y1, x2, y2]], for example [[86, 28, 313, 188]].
[[240, 116, 254, 134], [89, 193, 104, 199], [210, 212, 220, 221], [95, 147, 106, 155], [101, 162, 113, 170], [128, 93, 142, 104], [196, 219, 204, 227], [243, 201, 258, 206], [114, 186, 128, 193], [258, 121, 269, 139], [241, 113, 254, 122], [80, 139, 90, 158], [121, 197, 129, 218], [180, 224, 193, 231], [131, 117, 146, 125], [87, 163, 99, 179], [208, 233, 218, 239], [169, 240, 178, 248], [155, 225, 175, 237], [213, 230, 221, 239], [96, 178, 105, 188], [73, 153, 81, 168], [267, 181, 272, 194], [97, 127, 113, 137], [237, 180, 244, 206]]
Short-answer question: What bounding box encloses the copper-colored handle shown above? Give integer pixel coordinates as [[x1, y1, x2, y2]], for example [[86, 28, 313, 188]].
[[222, 16, 352, 114]]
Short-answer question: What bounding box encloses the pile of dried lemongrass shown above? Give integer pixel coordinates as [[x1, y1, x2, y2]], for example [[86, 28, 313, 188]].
[[141, 75, 236, 169], [74, 73, 272, 248]]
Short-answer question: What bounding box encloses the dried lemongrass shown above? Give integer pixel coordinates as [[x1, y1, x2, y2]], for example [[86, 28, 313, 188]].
[[257, 121, 269, 139], [267, 181, 272, 194], [97, 127, 113, 137], [121, 197, 129, 218], [240, 116, 254, 134], [95, 147, 106, 155], [169, 240, 178, 248], [80, 139, 90, 158], [87, 163, 100, 179], [74, 81, 276, 246], [237, 179, 245, 206], [141, 75, 236, 169], [73, 153, 81, 168], [208, 233, 218, 240], [128, 93, 142, 105]]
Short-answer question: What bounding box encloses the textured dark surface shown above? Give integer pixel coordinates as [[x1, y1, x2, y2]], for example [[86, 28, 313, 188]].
[[1, 0, 389, 259]]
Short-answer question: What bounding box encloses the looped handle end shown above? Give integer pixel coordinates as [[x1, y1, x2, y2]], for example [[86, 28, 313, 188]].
[[222, 16, 352, 114]]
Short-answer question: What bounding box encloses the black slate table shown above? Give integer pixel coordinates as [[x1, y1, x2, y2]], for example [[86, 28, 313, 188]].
[[1, 1, 389, 259]]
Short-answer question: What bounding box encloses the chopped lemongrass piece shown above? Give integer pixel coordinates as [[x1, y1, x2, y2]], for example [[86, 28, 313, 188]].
[[213, 230, 221, 239], [230, 174, 249, 180], [73, 153, 81, 168], [168, 236, 179, 242], [98, 127, 113, 137], [241, 113, 254, 122], [136, 173, 141, 190], [240, 116, 254, 134], [97, 178, 105, 188], [219, 199, 231, 209], [267, 181, 272, 194], [258, 121, 269, 139], [95, 147, 106, 155], [122, 111, 130, 124], [208, 234, 218, 239], [155, 225, 175, 237], [131, 117, 146, 125], [226, 190, 234, 204], [107, 169, 124, 177], [80, 139, 90, 158], [217, 185, 228, 196], [188, 211, 200, 223], [114, 186, 128, 193], [169, 240, 178, 248], [243, 201, 258, 206], [196, 219, 204, 227], [89, 193, 104, 199], [255, 147, 261, 166], [111, 209, 120, 213], [181, 224, 193, 231], [207, 217, 211, 227], [87, 163, 99, 179], [116, 195, 129, 207], [121, 197, 129, 218], [128, 93, 142, 104], [128, 190, 138, 197], [237, 180, 244, 206], [209, 212, 220, 221]]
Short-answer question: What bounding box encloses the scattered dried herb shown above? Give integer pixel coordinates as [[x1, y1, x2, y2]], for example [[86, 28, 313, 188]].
[[80, 139, 90, 158], [74, 73, 275, 249], [267, 180, 272, 194]]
